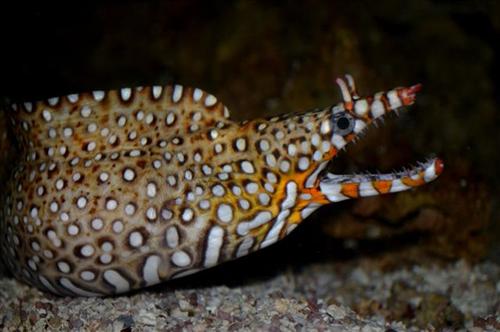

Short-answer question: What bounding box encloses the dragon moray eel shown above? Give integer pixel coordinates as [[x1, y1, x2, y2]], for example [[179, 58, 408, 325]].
[[0, 75, 443, 296]]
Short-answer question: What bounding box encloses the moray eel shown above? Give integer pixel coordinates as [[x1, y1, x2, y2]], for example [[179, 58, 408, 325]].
[[0, 75, 443, 296]]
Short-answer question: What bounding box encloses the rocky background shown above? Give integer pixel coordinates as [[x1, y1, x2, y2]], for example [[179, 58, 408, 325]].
[[0, 1, 499, 330]]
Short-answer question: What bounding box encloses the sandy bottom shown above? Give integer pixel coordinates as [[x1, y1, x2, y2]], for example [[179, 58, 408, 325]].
[[1, 258, 498, 331]]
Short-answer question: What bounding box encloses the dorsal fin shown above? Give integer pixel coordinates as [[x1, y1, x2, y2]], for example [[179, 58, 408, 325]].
[[8, 85, 233, 160]]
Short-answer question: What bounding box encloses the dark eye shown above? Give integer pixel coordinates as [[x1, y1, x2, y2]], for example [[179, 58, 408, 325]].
[[332, 113, 354, 135], [336, 117, 350, 130]]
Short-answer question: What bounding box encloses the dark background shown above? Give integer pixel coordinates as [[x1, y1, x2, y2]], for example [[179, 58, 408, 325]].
[[0, 1, 498, 281]]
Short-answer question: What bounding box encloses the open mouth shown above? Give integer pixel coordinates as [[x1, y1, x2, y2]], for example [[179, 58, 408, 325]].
[[317, 75, 444, 202]]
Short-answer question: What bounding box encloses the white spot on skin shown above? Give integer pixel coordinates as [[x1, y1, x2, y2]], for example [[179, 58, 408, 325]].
[[259, 139, 270, 151], [265, 154, 277, 168], [275, 130, 285, 140], [129, 231, 143, 247], [123, 168, 136, 182], [125, 203, 136, 216], [77, 196, 87, 209], [354, 120, 366, 134], [68, 224, 79, 236], [298, 157, 310, 171], [42, 109, 52, 122], [57, 261, 71, 273], [106, 199, 118, 211], [214, 143, 223, 154], [24, 102, 33, 112], [47, 97, 59, 106], [212, 185, 225, 197], [120, 87, 132, 101], [100, 254, 113, 265], [80, 270, 96, 281], [241, 161, 255, 174], [171, 251, 191, 267], [331, 134, 347, 150], [199, 200, 210, 210], [359, 182, 378, 196], [103, 270, 130, 293], [280, 160, 291, 172], [236, 138, 247, 151], [92, 90, 105, 101], [146, 207, 157, 220], [152, 86, 163, 99], [204, 226, 224, 267], [320, 119, 331, 134], [91, 218, 104, 230], [202, 165, 213, 175], [371, 100, 385, 118], [67, 94, 79, 103], [245, 182, 259, 194], [387, 90, 402, 109], [193, 88, 203, 102], [217, 204, 233, 223], [319, 182, 348, 202], [205, 94, 217, 107], [80, 105, 92, 118], [258, 193, 271, 205], [172, 85, 183, 103], [63, 127, 73, 137], [311, 133, 321, 147], [181, 208, 194, 222], [99, 172, 109, 182], [354, 99, 369, 116], [143, 255, 161, 285], [166, 226, 179, 248], [146, 182, 157, 198], [390, 179, 410, 193], [161, 208, 173, 221], [112, 220, 124, 233], [80, 244, 95, 257], [166, 112, 176, 125], [287, 144, 297, 157]]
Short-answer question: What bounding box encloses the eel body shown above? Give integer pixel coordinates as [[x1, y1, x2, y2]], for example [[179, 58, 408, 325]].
[[0, 75, 443, 296]]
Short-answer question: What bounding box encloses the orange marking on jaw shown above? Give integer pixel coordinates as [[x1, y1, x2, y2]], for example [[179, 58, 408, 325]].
[[325, 147, 338, 159], [340, 183, 359, 198], [344, 101, 353, 111], [373, 180, 392, 194], [401, 175, 425, 187], [301, 187, 329, 205]]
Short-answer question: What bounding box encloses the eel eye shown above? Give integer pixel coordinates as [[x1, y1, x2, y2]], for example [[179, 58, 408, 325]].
[[332, 113, 354, 135]]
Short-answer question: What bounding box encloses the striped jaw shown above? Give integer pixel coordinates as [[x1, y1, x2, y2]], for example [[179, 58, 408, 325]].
[[319, 158, 444, 202], [316, 75, 443, 202]]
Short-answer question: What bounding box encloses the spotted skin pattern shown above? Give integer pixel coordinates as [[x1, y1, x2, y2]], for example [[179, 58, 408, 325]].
[[0, 76, 443, 296]]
